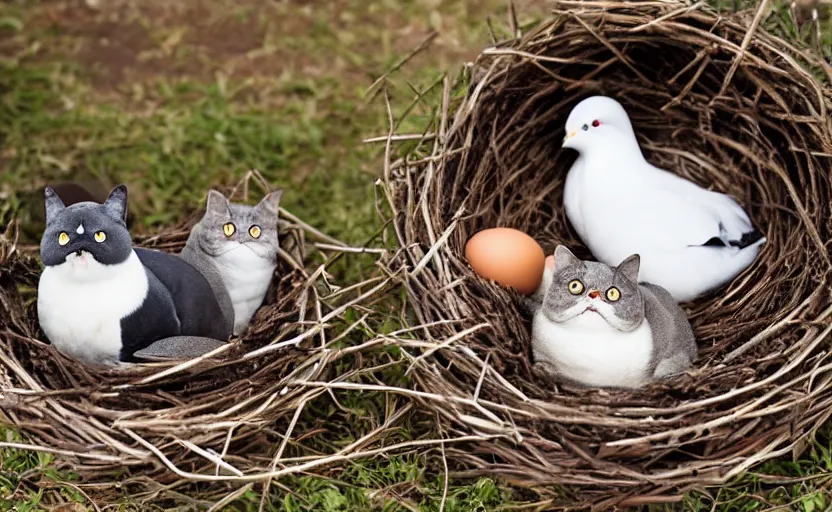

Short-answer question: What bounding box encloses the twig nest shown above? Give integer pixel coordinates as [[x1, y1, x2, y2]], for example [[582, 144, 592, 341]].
[[0, 209, 377, 503], [382, 1, 832, 507]]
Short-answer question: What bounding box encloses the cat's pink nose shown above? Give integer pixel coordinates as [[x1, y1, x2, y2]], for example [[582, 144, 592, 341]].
[[588, 290, 601, 299]]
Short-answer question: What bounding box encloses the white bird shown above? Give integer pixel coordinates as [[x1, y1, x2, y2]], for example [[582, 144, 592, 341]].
[[561, 96, 765, 302]]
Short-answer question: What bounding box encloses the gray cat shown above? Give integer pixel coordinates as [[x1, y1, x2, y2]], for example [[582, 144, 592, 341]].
[[181, 189, 282, 336], [530, 245, 696, 389], [37, 185, 232, 366]]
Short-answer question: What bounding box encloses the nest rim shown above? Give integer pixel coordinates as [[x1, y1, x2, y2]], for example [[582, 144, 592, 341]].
[[381, 0, 832, 507], [0, 177, 396, 503]]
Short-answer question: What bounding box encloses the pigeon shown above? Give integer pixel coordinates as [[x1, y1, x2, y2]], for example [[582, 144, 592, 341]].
[[561, 96, 765, 302]]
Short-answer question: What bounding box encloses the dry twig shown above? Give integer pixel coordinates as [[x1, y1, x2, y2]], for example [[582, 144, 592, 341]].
[[378, 1, 832, 507]]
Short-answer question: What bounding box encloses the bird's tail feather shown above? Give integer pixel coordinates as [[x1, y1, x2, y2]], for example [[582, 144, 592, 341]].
[[641, 238, 766, 302], [694, 237, 766, 296], [730, 229, 765, 249], [702, 229, 765, 249]]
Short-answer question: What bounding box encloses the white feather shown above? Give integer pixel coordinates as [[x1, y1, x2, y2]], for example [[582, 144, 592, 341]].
[[37, 250, 148, 366], [533, 309, 653, 389], [562, 97, 765, 302], [562, 155, 588, 243]]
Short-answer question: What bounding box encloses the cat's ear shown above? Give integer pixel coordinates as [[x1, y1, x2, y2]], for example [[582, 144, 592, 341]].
[[554, 245, 580, 269], [43, 186, 66, 225], [255, 190, 283, 217], [616, 254, 640, 282], [206, 190, 230, 217], [103, 184, 128, 222]]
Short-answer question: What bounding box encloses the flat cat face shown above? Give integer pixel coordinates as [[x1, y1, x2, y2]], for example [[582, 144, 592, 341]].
[[195, 190, 282, 262], [541, 246, 644, 331], [40, 185, 133, 277]]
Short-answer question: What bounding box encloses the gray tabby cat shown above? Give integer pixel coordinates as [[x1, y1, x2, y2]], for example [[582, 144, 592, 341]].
[[181, 189, 282, 336], [529, 245, 696, 389], [37, 185, 232, 366]]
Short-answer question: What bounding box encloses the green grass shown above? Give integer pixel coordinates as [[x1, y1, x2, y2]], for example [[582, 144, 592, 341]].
[[0, 428, 90, 510], [1, 0, 831, 510], [679, 429, 832, 511], [225, 457, 510, 512], [0, 47, 381, 246]]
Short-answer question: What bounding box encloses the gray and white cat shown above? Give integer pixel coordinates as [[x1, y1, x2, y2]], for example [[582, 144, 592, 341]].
[[37, 185, 233, 366], [181, 189, 282, 336], [530, 246, 696, 389]]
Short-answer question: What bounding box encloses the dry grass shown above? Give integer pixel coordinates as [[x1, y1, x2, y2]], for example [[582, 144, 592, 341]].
[[379, 0, 832, 508]]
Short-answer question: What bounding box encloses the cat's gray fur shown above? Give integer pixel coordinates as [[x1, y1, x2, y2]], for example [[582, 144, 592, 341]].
[[529, 245, 696, 388], [181, 189, 282, 336]]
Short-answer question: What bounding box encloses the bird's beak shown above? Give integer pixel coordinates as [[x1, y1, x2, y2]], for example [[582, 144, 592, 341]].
[[562, 131, 576, 146]]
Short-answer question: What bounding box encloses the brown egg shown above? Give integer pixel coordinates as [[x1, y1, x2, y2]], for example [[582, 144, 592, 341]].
[[465, 228, 545, 295]]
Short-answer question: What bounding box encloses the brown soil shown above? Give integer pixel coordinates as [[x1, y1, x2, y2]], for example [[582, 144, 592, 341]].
[[20, 0, 551, 96], [27, 0, 307, 90]]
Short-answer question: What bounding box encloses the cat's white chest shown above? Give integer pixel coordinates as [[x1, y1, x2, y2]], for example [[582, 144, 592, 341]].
[[37, 251, 149, 366], [214, 247, 275, 335], [532, 311, 653, 388]]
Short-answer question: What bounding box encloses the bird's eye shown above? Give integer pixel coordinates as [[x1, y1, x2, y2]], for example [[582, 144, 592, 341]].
[[606, 287, 621, 302], [592, 119, 601, 127], [249, 225, 262, 239], [581, 124, 589, 131], [567, 279, 584, 295], [223, 223, 236, 237], [94, 231, 107, 243], [58, 232, 70, 246]]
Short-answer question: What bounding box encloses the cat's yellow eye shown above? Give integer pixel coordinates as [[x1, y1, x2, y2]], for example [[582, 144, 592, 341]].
[[567, 279, 584, 295], [249, 225, 262, 239], [223, 223, 236, 237], [94, 231, 107, 243], [58, 232, 70, 246], [606, 287, 621, 302]]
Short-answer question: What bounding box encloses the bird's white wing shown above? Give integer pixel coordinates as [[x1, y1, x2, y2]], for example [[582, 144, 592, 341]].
[[612, 186, 723, 249], [574, 159, 725, 254], [645, 164, 754, 240]]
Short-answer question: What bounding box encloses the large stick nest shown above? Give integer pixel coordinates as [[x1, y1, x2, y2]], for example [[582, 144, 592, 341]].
[[381, 1, 832, 507], [0, 182, 393, 505]]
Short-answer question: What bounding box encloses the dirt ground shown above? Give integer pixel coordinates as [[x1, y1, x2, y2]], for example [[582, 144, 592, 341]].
[[20, 0, 543, 96]]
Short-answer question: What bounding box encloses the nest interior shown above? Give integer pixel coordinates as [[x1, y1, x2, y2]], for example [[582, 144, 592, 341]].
[[0, 192, 386, 503], [384, 1, 832, 506]]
